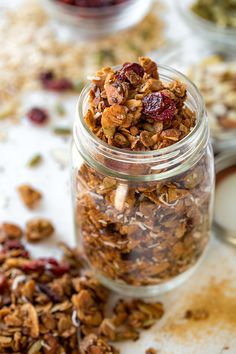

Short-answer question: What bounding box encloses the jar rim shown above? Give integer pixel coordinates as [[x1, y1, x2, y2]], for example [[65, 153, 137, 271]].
[[74, 63, 206, 159]]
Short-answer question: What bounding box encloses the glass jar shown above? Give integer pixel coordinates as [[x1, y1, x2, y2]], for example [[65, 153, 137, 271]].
[[43, 0, 152, 39], [175, 0, 236, 50], [151, 38, 236, 153], [72, 65, 215, 297]]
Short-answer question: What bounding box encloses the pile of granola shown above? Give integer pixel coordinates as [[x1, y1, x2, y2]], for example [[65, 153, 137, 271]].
[[0, 222, 164, 353], [189, 55, 236, 134], [75, 57, 212, 286]]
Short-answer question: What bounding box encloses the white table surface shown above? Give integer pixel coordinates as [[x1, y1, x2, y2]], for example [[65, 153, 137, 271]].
[[1, 1, 236, 353]]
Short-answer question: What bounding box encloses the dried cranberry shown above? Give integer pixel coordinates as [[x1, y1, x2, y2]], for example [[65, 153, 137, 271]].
[[22, 258, 70, 276], [74, 0, 114, 7], [116, 63, 144, 83], [39, 70, 73, 92], [0, 272, 7, 293], [22, 259, 47, 272], [27, 108, 48, 125], [60, 0, 76, 5], [3, 240, 24, 250], [43, 78, 73, 92], [58, 0, 127, 6], [142, 92, 176, 121]]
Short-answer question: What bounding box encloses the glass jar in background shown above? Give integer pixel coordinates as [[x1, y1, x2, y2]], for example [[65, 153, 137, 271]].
[[151, 38, 236, 153], [72, 65, 215, 297], [43, 0, 152, 39], [175, 0, 236, 50]]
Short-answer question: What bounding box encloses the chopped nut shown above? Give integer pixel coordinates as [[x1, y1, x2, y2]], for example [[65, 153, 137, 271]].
[[26, 219, 54, 242], [0, 222, 23, 240], [17, 184, 42, 209]]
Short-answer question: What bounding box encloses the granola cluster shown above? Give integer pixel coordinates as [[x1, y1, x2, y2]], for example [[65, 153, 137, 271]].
[[75, 57, 212, 287], [0, 223, 164, 353]]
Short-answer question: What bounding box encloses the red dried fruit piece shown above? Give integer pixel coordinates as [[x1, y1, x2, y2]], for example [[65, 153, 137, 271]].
[[142, 92, 176, 121], [44, 78, 73, 92], [27, 108, 48, 125], [39, 70, 73, 92], [0, 272, 7, 293], [58, 0, 127, 6], [22, 258, 70, 276], [46, 258, 70, 276], [116, 63, 144, 83], [3, 240, 24, 250], [60, 0, 76, 5]]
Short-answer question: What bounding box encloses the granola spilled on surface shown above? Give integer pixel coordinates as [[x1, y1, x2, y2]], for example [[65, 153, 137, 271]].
[[75, 57, 212, 286], [0, 225, 164, 353], [189, 55, 236, 134]]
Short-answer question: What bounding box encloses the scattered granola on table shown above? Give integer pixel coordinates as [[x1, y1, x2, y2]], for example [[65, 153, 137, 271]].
[[0, 227, 164, 353], [75, 56, 212, 287], [17, 184, 42, 209], [0, 0, 163, 121], [189, 55, 236, 134]]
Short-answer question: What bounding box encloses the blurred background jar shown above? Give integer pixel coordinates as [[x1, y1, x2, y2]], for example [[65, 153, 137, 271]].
[[72, 65, 215, 297], [43, 0, 153, 39], [151, 38, 236, 153], [175, 0, 236, 51]]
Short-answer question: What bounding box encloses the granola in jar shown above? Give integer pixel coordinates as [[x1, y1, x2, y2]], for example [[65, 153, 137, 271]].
[[72, 57, 214, 295]]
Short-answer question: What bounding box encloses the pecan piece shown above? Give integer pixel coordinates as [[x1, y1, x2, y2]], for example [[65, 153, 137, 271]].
[[0, 222, 22, 240], [25, 218, 54, 242], [17, 184, 42, 209]]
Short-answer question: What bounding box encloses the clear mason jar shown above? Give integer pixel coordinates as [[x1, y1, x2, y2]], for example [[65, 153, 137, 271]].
[[72, 65, 215, 297]]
